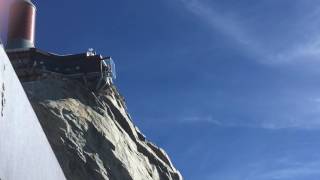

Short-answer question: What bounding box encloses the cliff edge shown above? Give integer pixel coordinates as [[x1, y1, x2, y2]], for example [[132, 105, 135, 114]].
[[22, 77, 182, 180]]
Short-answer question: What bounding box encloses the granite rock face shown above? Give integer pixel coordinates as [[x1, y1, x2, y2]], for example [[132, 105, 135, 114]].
[[23, 78, 182, 180]]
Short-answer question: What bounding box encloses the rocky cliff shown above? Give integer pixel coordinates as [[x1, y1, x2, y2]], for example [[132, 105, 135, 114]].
[[22, 77, 182, 180]]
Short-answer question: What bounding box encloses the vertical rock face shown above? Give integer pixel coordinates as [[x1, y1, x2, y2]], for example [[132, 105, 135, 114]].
[[0, 47, 66, 180], [23, 78, 183, 180]]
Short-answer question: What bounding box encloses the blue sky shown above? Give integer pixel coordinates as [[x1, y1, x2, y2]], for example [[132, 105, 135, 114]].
[[4, 0, 320, 179]]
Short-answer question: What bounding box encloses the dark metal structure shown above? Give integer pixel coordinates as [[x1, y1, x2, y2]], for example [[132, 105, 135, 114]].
[[5, 0, 116, 90], [6, 48, 115, 82]]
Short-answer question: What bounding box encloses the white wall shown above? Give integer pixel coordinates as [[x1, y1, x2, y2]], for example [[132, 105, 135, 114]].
[[0, 45, 66, 180]]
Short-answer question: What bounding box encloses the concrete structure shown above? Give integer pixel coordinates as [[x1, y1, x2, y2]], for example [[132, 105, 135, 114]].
[[6, 0, 36, 49], [0, 45, 66, 180]]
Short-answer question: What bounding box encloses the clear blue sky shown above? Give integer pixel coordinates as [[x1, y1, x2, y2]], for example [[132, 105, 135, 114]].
[[5, 0, 320, 179]]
